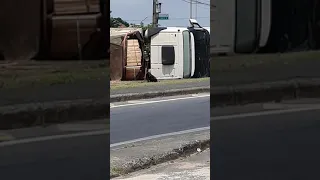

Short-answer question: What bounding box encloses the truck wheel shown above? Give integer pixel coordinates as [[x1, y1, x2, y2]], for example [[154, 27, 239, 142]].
[[0, 51, 4, 60]]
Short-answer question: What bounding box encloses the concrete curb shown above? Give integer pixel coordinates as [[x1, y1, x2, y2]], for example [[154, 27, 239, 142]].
[[211, 78, 320, 107], [110, 87, 210, 103], [2, 78, 320, 130], [0, 98, 109, 130], [110, 139, 210, 178], [111, 78, 320, 104]]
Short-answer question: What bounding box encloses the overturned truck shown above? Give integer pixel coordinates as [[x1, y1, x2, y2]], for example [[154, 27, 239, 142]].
[[110, 19, 210, 81]]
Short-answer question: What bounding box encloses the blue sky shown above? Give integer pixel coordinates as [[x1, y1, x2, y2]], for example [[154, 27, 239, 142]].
[[110, 0, 210, 27]]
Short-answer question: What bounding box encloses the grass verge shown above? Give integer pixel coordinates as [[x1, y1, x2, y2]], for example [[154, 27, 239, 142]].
[[211, 50, 320, 72], [111, 77, 209, 90], [0, 60, 108, 89]]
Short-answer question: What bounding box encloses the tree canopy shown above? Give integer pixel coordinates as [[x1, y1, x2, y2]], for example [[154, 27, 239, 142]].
[[110, 11, 129, 28]]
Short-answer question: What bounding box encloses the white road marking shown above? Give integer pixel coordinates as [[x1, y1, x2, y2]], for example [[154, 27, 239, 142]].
[[56, 124, 107, 131], [127, 100, 148, 104], [110, 126, 209, 148], [192, 93, 210, 97], [0, 133, 15, 141], [211, 105, 320, 121], [0, 130, 108, 147], [110, 94, 210, 109], [263, 103, 319, 110]]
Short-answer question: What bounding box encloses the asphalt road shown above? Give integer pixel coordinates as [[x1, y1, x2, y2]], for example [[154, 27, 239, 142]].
[[211, 99, 320, 180], [110, 94, 210, 144], [0, 120, 109, 180]]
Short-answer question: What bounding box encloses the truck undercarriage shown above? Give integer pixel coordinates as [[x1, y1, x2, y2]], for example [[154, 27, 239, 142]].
[[259, 0, 320, 53]]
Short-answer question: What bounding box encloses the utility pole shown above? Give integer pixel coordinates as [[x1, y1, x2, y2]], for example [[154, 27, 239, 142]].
[[195, 1, 197, 19], [190, 0, 193, 19], [152, 0, 159, 27]]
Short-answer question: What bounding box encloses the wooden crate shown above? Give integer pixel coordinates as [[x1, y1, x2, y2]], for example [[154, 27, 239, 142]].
[[54, 0, 100, 14], [50, 14, 99, 59], [126, 39, 141, 66], [125, 66, 141, 80]]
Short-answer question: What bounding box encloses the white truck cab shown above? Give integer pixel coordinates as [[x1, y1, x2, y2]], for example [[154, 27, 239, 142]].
[[145, 19, 210, 79]]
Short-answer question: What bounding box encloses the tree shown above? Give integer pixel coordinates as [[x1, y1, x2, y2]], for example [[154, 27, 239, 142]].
[[140, 22, 153, 31], [110, 11, 130, 28]]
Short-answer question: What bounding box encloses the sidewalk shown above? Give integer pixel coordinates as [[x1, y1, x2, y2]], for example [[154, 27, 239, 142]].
[[110, 129, 210, 179], [114, 148, 210, 180]]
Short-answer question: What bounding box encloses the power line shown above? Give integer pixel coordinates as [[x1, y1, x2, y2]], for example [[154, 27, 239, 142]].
[[180, 0, 209, 19], [124, 17, 209, 22], [181, 0, 210, 6], [194, 0, 210, 6], [196, 3, 209, 9], [181, 0, 216, 8]]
